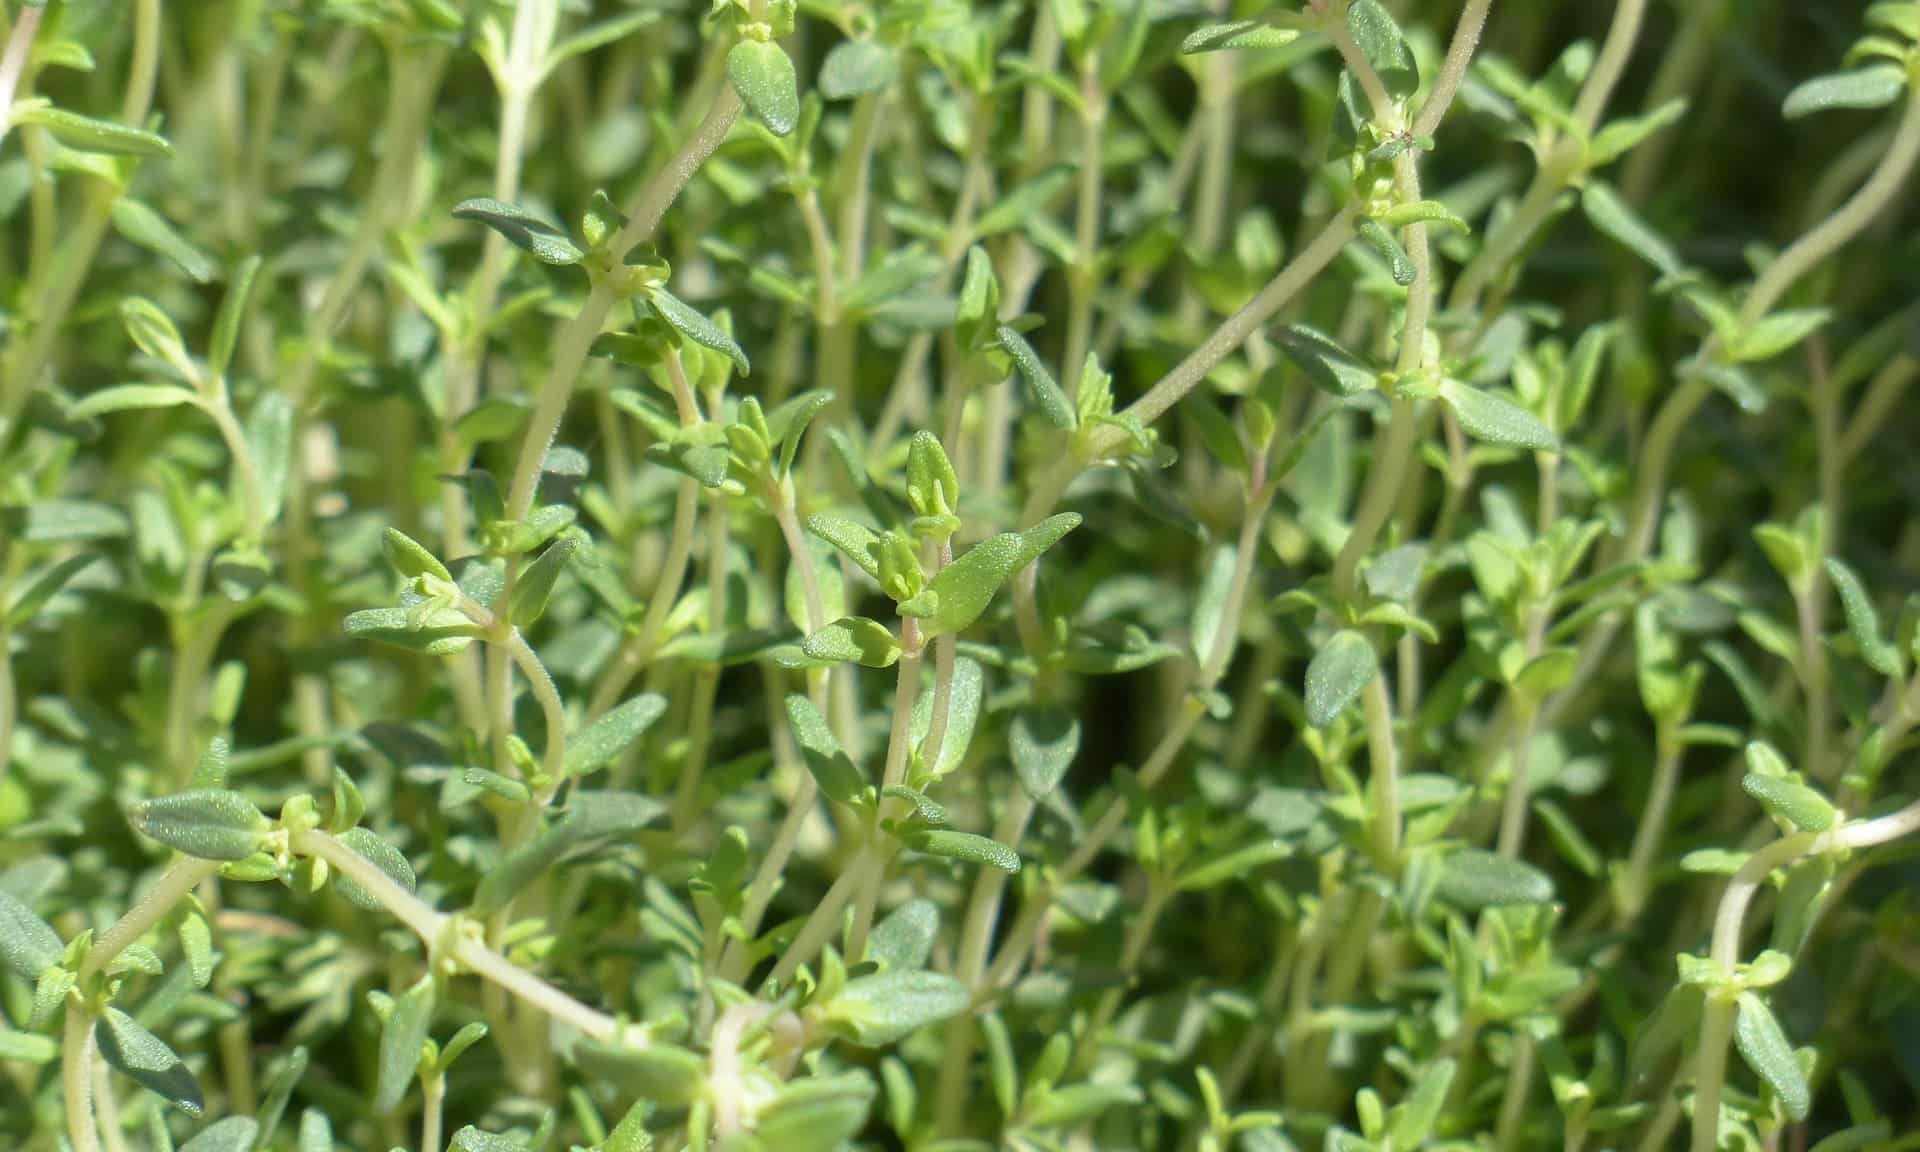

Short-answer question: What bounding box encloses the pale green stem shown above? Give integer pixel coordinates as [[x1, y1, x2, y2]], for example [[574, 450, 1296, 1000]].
[[1063, 62, 1105, 395], [0, 5, 43, 153], [763, 855, 868, 990], [503, 629, 566, 794], [847, 631, 925, 962]]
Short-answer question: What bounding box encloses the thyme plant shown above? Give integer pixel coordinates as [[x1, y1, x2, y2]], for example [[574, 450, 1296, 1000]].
[[2, 1, 1920, 1150]]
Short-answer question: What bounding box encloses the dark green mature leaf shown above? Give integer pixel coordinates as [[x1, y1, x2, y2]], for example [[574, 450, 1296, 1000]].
[[997, 325, 1076, 429], [1434, 849, 1555, 908], [6, 553, 100, 627], [787, 695, 865, 804], [1439, 379, 1560, 451], [332, 827, 416, 910], [728, 39, 800, 135], [646, 288, 750, 374], [565, 694, 667, 778], [471, 792, 666, 913], [1357, 218, 1415, 285], [509, 533, 577, 625], [1735, 993, 1811, 1120], [1825, 557, 1902, 674], [1346, 0, 1419, 99], [1276, 325, 1375, 396], [575, 1038, 707, 1104], [904, 830, 1020, 872], [1305, 630, 1376, 728], [1782, 65, 1907, 118], [1582, 181, 1683, 278], [755, 1073, 876, 1150], [98, 1008, 203, 1113], [111, 199, 215, 282], [819, 40, 897, 99], [0, 889, 64, 978], [179, 1117, 258, 1152], [824, 970, 971, 1045], [375, 976, 434, 1112], [452, 198, 584, 264], [128, 790, 269, 860], [1010, 707, 1080, 799]]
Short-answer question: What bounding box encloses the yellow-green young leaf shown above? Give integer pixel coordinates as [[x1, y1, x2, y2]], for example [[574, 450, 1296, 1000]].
[[128, 790, 269, 861], [1175, 837, 1292, 891], [1770, 856, 1835, 956], [120, 297, 189, 369], [645, 287, 749, 375], [375, 975, 435, 1112], [14, 104, 172, 155], [342, 606, 482, 656], [1016, 512, 1082, 568], [728, 39, 799, 136], [111, 199, 215, 282], [179, 1117, 258, 1152], [298, 1111, 332, 1152], [452, 1128, 527, 1152], [98, 1008, 203, 1114], [564, 693, 667, 778], [509, 532, 578, 625], [997, 325, 1076, 429], [0, 889, 64, 978], [451, 197, 584, 265], [804, 616, 902, 667], [1305, 630, 1376, 728], [0, 1028, 57, 1064], [245, 392, 292, 526], [1741, 774, 1836, 832], [178, 909, 213, 987], [210, 254, 262, 382], [819, 39, 897, 100], [1434, 849, 1555, 908], [574, 1039, 706, 1105], [1745, 741, 1791, 779], [1357, 218, 1415, 285], [381, 527, 451, 582], [906, 431, 960, 520], [1587, 98, 1688, 168], [787, 694, 866, 805], [539, 10, 660, 81], [755, 1074, 876, 1149], [1439, 379, 1560, 451], [1782, 65, 1907, 119], [823, 970, 971, 1045], [1010, 707, 1080, 799], [1734, 993, 1811, 1120], [1581, 181, 1683, 278], [332, 827, 416, 910], [904, 830, 1020, 873], [1378, 199, 1471, 232], [1026, 1083, 1146, 1128], [1180, 19, 1300, 54], [1534, 798, 1602, 877], [1276, 324, 1376, 397], [1824, 557, 1903, 675], [767, 388, 834, 477], [1731, 309, 1830, 363], [1386, 1059, 1455, 1148], [868, 899, 939, 973]]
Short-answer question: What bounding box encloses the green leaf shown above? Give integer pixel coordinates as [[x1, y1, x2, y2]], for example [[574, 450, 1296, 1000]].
[[0, 888, 64, 978], [1276, 325, 1375, 396], [6, 553, 101, 627], [111, 199, 214, 282], [179, 1117, 258, 1152], [1825, 557, 1902, 675], [245, 392, 292, 527], [1782, 65, 1907, 119], [14, 104, 172, 155], [804, 616, 902, 667], [1180, 20, 1301, 54], [787, 694, 866, 805], [728, 39, 799, 136], [904, 829, 1021, 873], [128, 790, 269, 861], [1735, 993, 1811, 1120], [574, 1039, 705, 1105], [1305, 630, 1376, 728], [806, 513, 882, 580], [1581, 181, 1683, 278], [98, 1008, 203, 1114], [819, 40, 897, 100], [381, 527, 452, 582], [471, 794, 666, 914], [509, 532, 578, 626], [1357, 217, 1415, 285], [18, 500, 129, 542], [1346, 0, 1419, 100], [0, 1028, 57, 1064], [646, 287, 750, 375], [541, 10, 660, 80], [451, 197, 584, 265], [1026, 1082, 1146, 1128], [1010, 707, 1080, 799], [565, 694, 668, 779], [375, 975, 434, 1112], [1741, 774, 1836, 832], [1439, 379, 1561, 451], [824, 970, 971, 1045], [343, 605, 483, 656], [924, 533, 1026, 637], [1386, 1059, 1455, 1148], [755, 1074, 875, 1150], [997, 325, 1076, 429], [1587, 98, 1688, 168], [1434, 849, 1555, 908], [69, 383, 199, 420], [1731, 309, 1831, 363], [332, 827, 416, 910], [210, 255, 262, 383], [867, 900, 939, 973]]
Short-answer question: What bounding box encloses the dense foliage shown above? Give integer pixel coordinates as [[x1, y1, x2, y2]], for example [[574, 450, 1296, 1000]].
[[3, 1, 1920, 1150]]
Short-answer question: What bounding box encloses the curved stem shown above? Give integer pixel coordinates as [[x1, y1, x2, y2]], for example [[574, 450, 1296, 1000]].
[[503, 629, 566, 792]]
